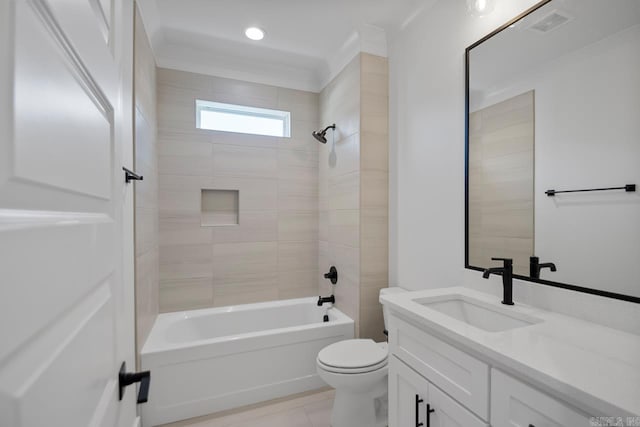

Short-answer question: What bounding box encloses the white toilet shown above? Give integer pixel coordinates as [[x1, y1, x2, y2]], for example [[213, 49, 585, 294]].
[[316, 287, 406, 427]]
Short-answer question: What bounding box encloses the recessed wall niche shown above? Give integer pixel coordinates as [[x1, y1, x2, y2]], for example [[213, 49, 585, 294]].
[[201, 189, 239, 226]]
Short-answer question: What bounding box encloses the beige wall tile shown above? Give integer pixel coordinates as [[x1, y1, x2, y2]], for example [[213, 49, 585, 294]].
[[160, 262, 213, 282], [134, 6, 159, 360], [211, 210, 278, 243], [159, 155, 212, 176], [328, 210, 359, 248], [278, 179, 318, 211], [360, 243, 388, 285], [213, 284, 279, 307], [283, 120, 321, 152], [361, 171, 388, 210], [317, 53, 389, 337], [277, 269, 320, 300], [212, 242, 278, 279], [360, 131, 388, 172], [212, 145, 278, 178], [468, 91, 534, 273], [278, 147, 319, 170], [160, 244, 213, 265], [157, 69, 319, 312], [209, 128, 280, 149], [278, 242, 319, 272], [209, 76, 279, 102], [159, 140, 213, 157], [318, 211, 328, 243], [158, 68, 213, 91], [324, 133, 360, 178], [160, 227, 213, 247], [278, 211, 319, 242], [159, 279, 214, 313], [328, 172, 359, 210]]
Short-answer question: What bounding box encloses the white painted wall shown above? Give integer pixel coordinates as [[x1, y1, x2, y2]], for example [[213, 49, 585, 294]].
[[388, 0, 540, 290], [387, 0, 640, 334]]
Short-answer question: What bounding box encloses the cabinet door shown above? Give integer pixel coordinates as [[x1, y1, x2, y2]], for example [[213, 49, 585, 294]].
[[428, 384, 488, 427], [389, 316, 490, 420], [492, 369, 592, 427], [389, 356, 430, 427]]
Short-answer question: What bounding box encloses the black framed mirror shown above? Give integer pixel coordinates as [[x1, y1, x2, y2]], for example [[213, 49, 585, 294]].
[[465, 0, 640, 304]]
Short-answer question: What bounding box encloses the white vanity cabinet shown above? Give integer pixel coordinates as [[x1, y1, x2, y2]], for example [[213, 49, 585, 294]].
[[491, 369, 592, 427], [389, 356, 488, 427], [388, 315, 594, 427]]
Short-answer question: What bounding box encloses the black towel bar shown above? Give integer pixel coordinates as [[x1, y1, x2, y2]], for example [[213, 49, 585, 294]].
[[545, 184, 635, 197]]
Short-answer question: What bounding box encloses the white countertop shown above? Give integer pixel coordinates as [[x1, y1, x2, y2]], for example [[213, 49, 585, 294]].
[[380, 287, 640, 417]]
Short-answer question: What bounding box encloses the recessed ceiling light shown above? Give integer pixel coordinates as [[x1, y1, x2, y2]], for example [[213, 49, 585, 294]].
[[466, 0, 495, 17], [245, 27, 265, 41]]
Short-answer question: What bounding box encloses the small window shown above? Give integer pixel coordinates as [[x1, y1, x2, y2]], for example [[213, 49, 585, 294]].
[[196, 99, 291, 138]]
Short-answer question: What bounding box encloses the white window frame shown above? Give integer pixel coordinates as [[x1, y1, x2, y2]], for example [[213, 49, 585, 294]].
[[195, 99, 291, 138]]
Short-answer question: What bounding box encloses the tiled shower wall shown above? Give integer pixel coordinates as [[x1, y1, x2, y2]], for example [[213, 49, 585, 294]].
[[134, 6, 159, 357], [359, 54, 390, 342], [318, 53, 389, 340], [319, 56, 362, 332], [157, 69, 320, 312]]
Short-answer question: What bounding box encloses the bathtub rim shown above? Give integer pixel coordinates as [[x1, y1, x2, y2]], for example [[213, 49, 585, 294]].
[[141, 297, 353, 355]]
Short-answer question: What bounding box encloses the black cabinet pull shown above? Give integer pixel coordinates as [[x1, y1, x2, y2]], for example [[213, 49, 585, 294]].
[[415, 394, 424, 427], [426, 403, 435, 427], [118, 361, 151, 404], [529, 425, 535, 427]]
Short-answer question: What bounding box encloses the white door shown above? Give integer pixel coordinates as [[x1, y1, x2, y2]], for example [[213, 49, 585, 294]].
[[0, 0, 137, 426], [388, 356, 429, 427]]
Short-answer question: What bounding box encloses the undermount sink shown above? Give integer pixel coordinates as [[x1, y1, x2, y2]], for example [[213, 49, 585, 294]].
[[416, 295, 542, 332]]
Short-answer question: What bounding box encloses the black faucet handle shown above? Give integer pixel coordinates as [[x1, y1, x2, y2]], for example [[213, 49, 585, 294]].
[[491, 257, 513, 267], [323, 266, 338, 284]]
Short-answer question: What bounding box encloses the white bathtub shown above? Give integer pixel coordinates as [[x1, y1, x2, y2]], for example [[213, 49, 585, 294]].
[[140, 297, 354, 426]]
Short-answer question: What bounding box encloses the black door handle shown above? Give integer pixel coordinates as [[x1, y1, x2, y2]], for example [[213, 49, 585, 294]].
[[426, 403, 435, 427], [415, 394, 424, 427], [123, 166, 143, 183], [119, 361, 151, 404]]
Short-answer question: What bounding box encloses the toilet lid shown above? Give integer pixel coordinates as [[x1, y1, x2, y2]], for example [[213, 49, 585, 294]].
[[318, 357, 388, 374], [317, 339, 388, 369]]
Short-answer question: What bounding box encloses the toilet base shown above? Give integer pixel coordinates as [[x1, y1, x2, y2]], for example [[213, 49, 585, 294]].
[[331, 388, 387, 427]]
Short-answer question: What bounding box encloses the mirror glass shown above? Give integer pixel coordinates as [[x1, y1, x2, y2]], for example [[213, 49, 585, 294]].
[[466, 0, 640, 301]]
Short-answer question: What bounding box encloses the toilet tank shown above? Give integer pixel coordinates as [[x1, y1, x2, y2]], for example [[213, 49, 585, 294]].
[[380, 287, 407, 330]]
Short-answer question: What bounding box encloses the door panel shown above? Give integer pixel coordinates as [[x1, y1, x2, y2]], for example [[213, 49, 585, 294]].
[[14, 0, 114, 200], [491, 369, 591, 427], [389, 356, 429, 427], [0, 0, 135, 426], [428, 384, 488, 427]]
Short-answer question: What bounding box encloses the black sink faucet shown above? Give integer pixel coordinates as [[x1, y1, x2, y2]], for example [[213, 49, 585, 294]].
[[317, 295, 335, 306], [529, 256, 556, 279], [482, 257, 514, 305]]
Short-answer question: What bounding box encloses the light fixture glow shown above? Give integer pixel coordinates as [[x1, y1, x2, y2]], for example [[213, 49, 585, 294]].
[[466, 0, 495, 17], [245, 27, 265, 41]]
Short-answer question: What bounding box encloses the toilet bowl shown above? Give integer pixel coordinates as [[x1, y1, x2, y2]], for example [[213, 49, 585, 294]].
[[316, 287, 407, 427], [317, 339, 388, 427]]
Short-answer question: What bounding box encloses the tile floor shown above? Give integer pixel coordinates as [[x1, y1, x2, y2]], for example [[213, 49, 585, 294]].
[[160, 389, 334, 427]]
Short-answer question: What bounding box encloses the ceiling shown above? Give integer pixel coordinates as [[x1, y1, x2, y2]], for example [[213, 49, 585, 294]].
[[469, 0, 640, 103], [137, 0, 436, 91]]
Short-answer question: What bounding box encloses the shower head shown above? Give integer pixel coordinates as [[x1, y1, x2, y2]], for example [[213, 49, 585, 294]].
[[312, 124, 336, 144]]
